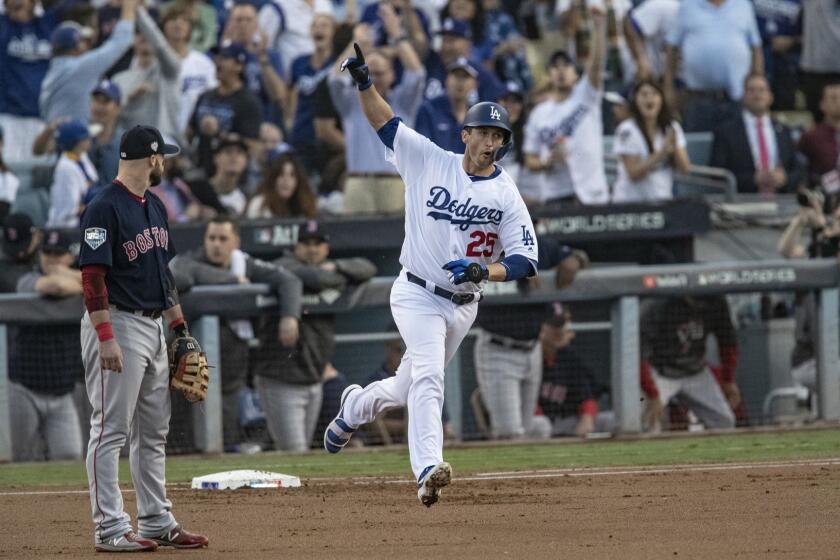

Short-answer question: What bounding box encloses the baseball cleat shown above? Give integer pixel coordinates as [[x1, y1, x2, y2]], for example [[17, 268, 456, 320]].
[[146, 525, 208, 549], [417, 462, 452, 507], [324, 384, 361, 453], [94, 530, 158, 553]]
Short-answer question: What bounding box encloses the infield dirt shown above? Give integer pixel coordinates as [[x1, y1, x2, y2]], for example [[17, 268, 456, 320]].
[[2, 461, 838, 559]]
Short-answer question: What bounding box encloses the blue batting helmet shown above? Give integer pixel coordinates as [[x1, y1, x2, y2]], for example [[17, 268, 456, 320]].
[[463, 101, 513, 161]]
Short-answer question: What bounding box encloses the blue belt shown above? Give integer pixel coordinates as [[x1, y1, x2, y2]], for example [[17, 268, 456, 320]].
[[406, 271, 481, 306]]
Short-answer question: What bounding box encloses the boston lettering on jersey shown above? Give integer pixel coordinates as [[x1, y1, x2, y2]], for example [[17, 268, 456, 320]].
[[123, 226, 170, 261], [425, 186, 504, 231]]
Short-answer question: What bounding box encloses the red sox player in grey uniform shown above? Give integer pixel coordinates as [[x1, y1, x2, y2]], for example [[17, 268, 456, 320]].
[[79, 126, 208, 552]]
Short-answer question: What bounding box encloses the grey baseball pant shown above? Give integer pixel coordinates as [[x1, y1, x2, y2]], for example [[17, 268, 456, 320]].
[[9, 381, 83, 461], [254, 376, 323, 452], [81, 310, 176, 542], [474, 330, 543, 439], [650, 365, 735, 429]]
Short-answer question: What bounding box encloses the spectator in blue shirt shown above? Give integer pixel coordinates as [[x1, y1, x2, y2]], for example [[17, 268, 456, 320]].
[[39, 0, 137, 124], [222, 2, 287, 128], [289, 12, 336, 172], [0, 0, 62, 162], [480, 0, 532, 93], [442, 0, 531, 93], [753, 0, 801, 110], [664, 0, 763, 132], [424, 17, 504, 102], [415, 57, 477, 153], [360, 0, 430, 57]]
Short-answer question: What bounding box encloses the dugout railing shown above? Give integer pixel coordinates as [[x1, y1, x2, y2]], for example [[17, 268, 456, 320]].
[[0, 258, 837, 460]]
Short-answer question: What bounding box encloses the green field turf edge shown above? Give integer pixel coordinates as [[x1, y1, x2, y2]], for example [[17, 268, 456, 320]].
[[1, 429, 839, 488]]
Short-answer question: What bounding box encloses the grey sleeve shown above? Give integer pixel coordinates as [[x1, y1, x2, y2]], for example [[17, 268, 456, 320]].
[[327, 73, 357, 114], [276, 256, 346, 291], [392, 69, 427, 123], [136, 7, 181, 78], [334, 258, 378, 283], [169, 255, 240, 287], [247, 257, 303, 318], [16, 272, 41, 293], [73, 19, 135, 83]]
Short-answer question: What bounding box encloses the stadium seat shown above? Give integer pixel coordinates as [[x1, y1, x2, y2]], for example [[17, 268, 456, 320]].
[[11, 187, 49, 227], [604, 132, 713, 166], [684, 132, 714, 166]]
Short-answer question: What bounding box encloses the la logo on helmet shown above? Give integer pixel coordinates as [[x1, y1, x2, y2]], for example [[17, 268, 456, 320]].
[[489, 107, 501, 121], [151, 141, 159, 152]]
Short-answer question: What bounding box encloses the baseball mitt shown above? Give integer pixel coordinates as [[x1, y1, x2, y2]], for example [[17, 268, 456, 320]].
[[169, 335, 210, 402]]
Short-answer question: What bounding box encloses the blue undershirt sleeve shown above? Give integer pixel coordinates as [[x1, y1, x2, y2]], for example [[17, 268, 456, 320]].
[[377, 116, 403, 150], [500, 254, 537, 281]]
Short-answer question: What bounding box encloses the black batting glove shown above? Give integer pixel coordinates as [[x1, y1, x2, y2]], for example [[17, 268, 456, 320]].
[[340, 43, 373, 91], [443, 259, 489, 285]]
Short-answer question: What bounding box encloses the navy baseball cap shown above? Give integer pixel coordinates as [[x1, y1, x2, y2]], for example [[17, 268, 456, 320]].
[[2, 213, 35, 259], [544, 301, 570, 327], [41, 228, 74, 254], [213, 133, 249, 154], [119, 125, 180, 160], [92, 79, 122, 104], [549, 49, 577, 68], [500, 81, 525, 101], [216, 42, 249, 64], [55, 118, 92, 151], [51, 21, 93, 53], [446, 57, 478, 78], [439, 18, 472, 40], [298, 220, 329, 243]]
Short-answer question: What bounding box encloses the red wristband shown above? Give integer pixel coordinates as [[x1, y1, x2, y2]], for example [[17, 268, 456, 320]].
[[169, 317, 185, 331], [95, 322, 114, 342]]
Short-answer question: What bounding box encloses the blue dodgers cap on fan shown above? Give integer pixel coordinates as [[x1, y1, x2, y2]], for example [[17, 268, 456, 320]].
[[119, 125, 180, 160], [92, 79, 122, 104], [51, 21, 93, 53], [500, 81, 525, 101], [439, 17, 472, 40], [55, 119, 92, 151], [446, 57, 478, 78], [216, 42, 249, 64]]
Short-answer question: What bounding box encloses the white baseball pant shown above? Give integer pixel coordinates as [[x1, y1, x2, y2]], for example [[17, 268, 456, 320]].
[[343, 271, 478, 480]]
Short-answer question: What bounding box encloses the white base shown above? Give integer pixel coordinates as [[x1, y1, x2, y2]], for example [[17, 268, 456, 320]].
[[191, 469, 301, 490]]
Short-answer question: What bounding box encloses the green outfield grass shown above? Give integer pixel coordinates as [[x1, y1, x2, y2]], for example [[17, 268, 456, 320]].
[[1, 429, 839, 488]]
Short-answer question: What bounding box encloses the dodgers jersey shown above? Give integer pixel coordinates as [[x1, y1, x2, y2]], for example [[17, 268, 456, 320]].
[[523, 77, 609, 204], [385, 119, 538, 292]]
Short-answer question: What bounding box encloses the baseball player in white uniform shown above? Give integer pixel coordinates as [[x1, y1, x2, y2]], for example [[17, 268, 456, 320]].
[[323, 43, 539, 507]]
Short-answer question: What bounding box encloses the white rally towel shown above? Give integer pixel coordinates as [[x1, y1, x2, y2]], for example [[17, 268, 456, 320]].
[[228, 249, 254, 340]]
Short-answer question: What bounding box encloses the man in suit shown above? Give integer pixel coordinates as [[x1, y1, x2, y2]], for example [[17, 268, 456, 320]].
[[711, 73, 802, 195]]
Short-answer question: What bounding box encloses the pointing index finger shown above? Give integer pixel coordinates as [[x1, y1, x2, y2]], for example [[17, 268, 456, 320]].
[[354, 42, 365, 62]]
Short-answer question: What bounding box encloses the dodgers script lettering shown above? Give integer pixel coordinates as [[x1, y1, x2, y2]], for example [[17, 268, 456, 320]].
[[425, 186, 504, 231]]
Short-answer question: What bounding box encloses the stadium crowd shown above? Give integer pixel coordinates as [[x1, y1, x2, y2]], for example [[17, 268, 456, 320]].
[[1, 0, 838, 459]]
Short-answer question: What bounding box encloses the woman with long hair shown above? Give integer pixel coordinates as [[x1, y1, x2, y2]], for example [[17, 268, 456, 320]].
[[612, 79, 690, 202], [246, 153, 317, 219]]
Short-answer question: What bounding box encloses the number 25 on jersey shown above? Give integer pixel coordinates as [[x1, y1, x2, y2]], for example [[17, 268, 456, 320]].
[[466, 231, 498, 257]]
